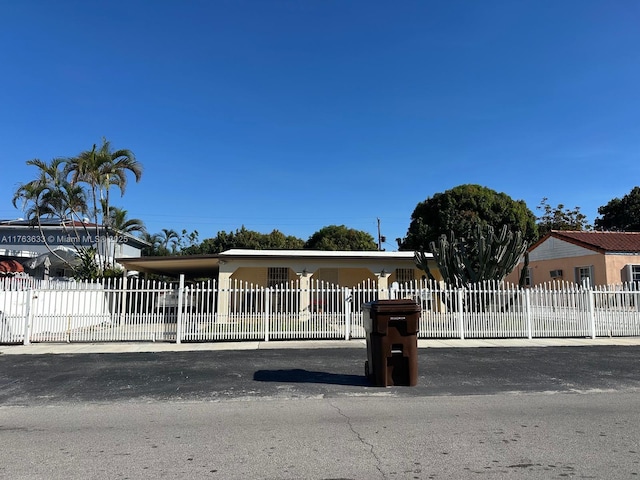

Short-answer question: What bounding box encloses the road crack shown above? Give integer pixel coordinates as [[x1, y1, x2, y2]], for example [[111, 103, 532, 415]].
[[327, 399, 387, 480]]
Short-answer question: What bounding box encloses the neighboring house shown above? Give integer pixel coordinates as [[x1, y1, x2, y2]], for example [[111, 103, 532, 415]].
[[506, 230, 640, 287], [0, 218, 148, 278]]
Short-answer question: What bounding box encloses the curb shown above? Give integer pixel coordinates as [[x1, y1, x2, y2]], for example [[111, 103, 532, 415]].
[[2, 337, 640, 355]]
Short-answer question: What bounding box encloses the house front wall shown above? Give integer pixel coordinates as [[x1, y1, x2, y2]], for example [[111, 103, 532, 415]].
[[227, 261, 428, 288], [228, 265, 427, 288], [213, 255, 434, 320], [506, 235, 640, 286], [507, 253, 607, 286], [603, 254, 640, 285]]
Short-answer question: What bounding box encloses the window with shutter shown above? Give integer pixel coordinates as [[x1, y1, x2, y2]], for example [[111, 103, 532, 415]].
[[575, 265, 593, 287]]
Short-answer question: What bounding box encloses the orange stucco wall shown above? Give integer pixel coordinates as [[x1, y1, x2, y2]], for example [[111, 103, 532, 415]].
[[506, 253, 640, 286]]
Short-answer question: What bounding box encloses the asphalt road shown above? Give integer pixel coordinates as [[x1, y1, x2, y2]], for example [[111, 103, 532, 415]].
[[2, 346, 640, 404], [1, 346, 640, 479]]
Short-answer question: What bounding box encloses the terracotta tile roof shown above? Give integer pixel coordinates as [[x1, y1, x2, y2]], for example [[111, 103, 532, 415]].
[[549, 230, 640, 253]]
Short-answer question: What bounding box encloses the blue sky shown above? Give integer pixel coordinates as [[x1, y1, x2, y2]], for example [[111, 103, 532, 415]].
[[2, 1, 639, 250]]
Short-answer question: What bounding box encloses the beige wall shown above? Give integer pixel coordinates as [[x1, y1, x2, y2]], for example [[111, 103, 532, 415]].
[[231, 267, 269, 285], [313, 267, 379, 286], [225, 262, 436, 288], [230, 266, 388, 287]]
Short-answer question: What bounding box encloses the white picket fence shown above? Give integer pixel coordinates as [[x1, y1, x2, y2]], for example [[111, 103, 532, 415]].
[[1, 276, 639, 344]]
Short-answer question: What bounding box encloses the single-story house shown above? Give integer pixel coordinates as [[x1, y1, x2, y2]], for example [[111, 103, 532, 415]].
[[0, 218, 149, 278], [118, 248, 436, 289], [117, 249, 437, 317], [506, 230, 640, 287]]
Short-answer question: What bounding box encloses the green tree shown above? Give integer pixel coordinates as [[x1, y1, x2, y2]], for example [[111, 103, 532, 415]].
[[398, 184, 537, 251], [181, 226, 304, 255], [104, 207, 146, 264], [107, 207, 146, 235], [536, 198, 591, 238], [140, 232, 163, 256], [176, 229, 200, 253], [158, 228, 180, 255], [65, 138, 142, 257], [14, 140, 142, 278], [595, 186, 640, 231], [12, 158, 93, 275], [13, 158, 88, 224], [303, 225, 377, 251]]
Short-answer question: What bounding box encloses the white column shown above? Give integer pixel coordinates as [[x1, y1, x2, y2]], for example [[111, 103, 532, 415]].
[[297, 270, 313, 322], [377, 271, 389, 299], [216, 270, 232, 323]]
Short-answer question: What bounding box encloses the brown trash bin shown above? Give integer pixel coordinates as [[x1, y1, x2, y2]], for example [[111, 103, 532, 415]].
[[363, 299, 420, 387]]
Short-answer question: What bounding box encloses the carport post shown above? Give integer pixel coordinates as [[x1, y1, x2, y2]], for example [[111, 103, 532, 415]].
[[176, 274, 185, 344]]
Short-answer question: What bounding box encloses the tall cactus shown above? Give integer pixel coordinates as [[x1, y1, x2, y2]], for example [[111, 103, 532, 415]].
[[415, 224, 528, 288]]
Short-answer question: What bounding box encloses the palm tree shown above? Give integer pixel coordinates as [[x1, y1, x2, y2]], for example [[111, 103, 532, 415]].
[[108, 207, 146, 235], [65, 139, 141, 225], [104, 207, 146, 264], [140, 232, 163, 256], [12, 158, 89, 272], [13, 158, 83, 219], [159, 228, 180, 255], [65, 138, 142, 268]]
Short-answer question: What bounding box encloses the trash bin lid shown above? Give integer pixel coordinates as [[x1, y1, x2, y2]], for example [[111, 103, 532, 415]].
[[368, 299, 421, 314]]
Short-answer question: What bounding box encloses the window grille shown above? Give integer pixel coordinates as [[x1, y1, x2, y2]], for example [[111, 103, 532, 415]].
[[395, 268, 415, 283], [268, 267, 289, 288]]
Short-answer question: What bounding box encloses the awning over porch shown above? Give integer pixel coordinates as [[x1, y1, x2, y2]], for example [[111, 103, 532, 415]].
[[0, 259, 25, 274]]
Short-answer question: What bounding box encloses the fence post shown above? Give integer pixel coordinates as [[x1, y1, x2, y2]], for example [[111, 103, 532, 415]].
[[587, 287, 596, 339], [23, 289, 34, 345], [457, 288, 465, 340], [119, 275, 128, 327], [264, 287, 270, 342], [390, 282, 399, 300], [344, 287, 352, 341], [176, 274, 185, 344], [525, 288, 532, 339]]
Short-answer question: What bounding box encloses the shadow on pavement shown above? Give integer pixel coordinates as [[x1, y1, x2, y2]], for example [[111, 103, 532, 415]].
[[254, 368, 370, 386]]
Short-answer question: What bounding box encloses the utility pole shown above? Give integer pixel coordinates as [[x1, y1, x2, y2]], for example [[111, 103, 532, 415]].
[[377, 218, 386, 251]]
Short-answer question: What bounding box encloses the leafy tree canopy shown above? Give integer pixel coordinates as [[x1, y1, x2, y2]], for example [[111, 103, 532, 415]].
[[536, 197, 590, 238], [303, 225, 378, 251], [181, 226, 304, 255], [595, 186, 640, 231], [399, 184, 537, 251]]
